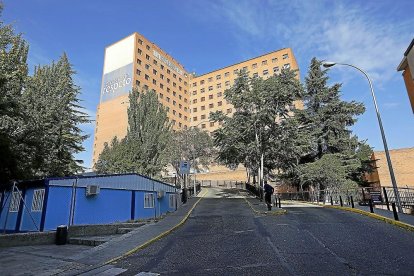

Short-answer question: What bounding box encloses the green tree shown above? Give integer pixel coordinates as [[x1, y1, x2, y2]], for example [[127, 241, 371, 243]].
[[168, 127, 215, 177], [95, 88, 171, 178], [285, 58, 372, 190], [211, 68, 302, 182], [23, 53, 90, 177], [0, 3, 30, 183]]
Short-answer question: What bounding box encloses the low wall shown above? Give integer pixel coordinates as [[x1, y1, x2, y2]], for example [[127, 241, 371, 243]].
[[0, 231, 55, 248]]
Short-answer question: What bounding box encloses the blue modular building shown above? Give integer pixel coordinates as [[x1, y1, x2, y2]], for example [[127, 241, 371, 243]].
[[0, 173, 179, 233]]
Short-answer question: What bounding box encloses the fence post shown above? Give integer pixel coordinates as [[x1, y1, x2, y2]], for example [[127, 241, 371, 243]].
[[350, 196, 354, 208], [383, 187, 390, 211], [369, 199, 374, 213], [330, 196, 333, 206], [339, 196, 343, 207], [391, 203, 399, 221]]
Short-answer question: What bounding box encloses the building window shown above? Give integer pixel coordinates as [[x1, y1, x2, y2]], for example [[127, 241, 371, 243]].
[[136, 69, 141, 75], [138, 39, 143, 45], [179, 86, 182, 91], [179, 95, 182, 100], [208, 77, 213, 82], [263, 70, 269, 75], [144, 193, 154, 208], [217, 92, 222, 97], [166, 107, 170, 112], [179, 78, 182, 82], [253, 72, 258, 78], [146, 54, 150, 60], [210, 122, 214, 127], [159, 93, 163, 99], [9, 191, 20, 212], [160, 83, 164, 89], [193, 82, 197, 87], [225, 81, 230, 86], [184, 116, 187, 120], [137, 59, 142, 65], [160, 74, 164, 79], [153, 79, 157, 85], [272, 57, 278, 63], [201, 88, 205, 93], [167, 88, 171, 93], [193, 116, 198, 121], [283, 53, 289, 59], [173, 73, 177, 79], [179, 122, 182, 127], [173, 91, 177, 97], [227, 108, 232, 114], [242, 66, 248, 72], [273, 66, 280, 73], [173, 100, 176, 106], [284, 63, 290, 69], [201, 124, 206, 129], [208, 86, 213, 91], [179, 104, 182, 109], [201, 97, 206, 102], [136, 80, 140, 86], [167, 78, 170, 83], [146, 45, 150, 50], [193, 99, 197, 104], [179, 113, 182, 118], [217, 83, 221, 89], [201, 106, 205, 111], [261, 60, 267, 66], [161, 64, 165, 70], [193, 107, 197, 112], [173, 110, 177, 115], [252, 63, 257, 69], [192, 90, 197, 95], [209, 94, 213, 99], [209, 103, 214, 108], [145, 74, 150, 80], [166, 97, 170, 102], [153, 69, 157, 75], [153, 59, 157, 65], [218, 101, 222, 106], [31, 189, 45, 212], [200, 80, 205, 85], [201, 114, 206, 120], [216, 75, 221, 80], [234, 69, 239, 74], [145, 64, 150, 70], [173, 82, 176, 87], [169, 194, 176, 209], [138, 49, 142, 55], [143, 85, 149, 90]]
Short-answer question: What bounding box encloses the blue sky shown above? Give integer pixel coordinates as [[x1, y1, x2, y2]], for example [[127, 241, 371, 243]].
[[3, 0, 414, 169]]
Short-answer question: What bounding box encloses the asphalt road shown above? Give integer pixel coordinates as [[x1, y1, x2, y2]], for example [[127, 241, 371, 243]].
[[114, 188, 414, 275]]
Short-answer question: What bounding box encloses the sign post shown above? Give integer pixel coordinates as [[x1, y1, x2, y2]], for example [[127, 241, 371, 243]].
[[179, 161, 190, 203]]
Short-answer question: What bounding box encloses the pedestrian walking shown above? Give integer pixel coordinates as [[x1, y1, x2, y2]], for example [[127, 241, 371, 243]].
[[264, 181, 274, 211]]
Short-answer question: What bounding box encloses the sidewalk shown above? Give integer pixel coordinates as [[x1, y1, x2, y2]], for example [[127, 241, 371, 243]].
[[312, 201, 414, 227], [0, 192, 205, 276]]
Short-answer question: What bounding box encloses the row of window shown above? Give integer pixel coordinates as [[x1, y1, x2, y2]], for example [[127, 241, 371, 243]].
[[136, 65, 187, 94], [192, 95, 223, 103], [192, 55, 289, 87], [137, 50, 188, 85], [191, 64, 290, 95], [192, 106, 232, 114], [7, 189, 45, 212], [135, 80, 188, 108]]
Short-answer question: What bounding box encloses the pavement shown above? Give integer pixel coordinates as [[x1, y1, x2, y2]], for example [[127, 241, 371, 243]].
[[1, 188, 413, 275], [0, 191, 205, 276], [112, 188, 414, 275], [307, 200, 414, 226]]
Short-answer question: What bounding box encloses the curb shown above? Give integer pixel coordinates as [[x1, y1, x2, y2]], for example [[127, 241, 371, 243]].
[[244, 197, 287, 216], [105, 189, 208, 265], [324, 205, 414, 232]]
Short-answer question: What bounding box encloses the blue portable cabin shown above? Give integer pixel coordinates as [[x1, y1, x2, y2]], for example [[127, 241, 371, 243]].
[[0, 173, 179, 233]]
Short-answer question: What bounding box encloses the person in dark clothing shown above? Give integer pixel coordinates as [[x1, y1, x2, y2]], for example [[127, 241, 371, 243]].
[[263, 181, 274, 211]]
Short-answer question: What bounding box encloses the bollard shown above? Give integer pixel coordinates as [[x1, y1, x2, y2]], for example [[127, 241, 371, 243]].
[[391, 203, 399, 221], [350, 196, 355, 208], [369, 199, 374, 213], [339, 196, 343, 207], [56, 225, 68, 245], [383, 187, 390, 211], [278, 197, 281, 208], [330, 196, 333, 206]]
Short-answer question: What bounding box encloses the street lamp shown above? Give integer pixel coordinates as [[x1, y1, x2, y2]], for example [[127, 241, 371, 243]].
[[322, 61, 403, 213]]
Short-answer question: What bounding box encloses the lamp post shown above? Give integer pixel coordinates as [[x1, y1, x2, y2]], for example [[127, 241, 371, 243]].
[[322, 62, 403, 213]]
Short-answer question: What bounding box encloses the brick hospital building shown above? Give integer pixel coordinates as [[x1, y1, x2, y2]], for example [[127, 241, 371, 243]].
[[93, 32, 299, 180]]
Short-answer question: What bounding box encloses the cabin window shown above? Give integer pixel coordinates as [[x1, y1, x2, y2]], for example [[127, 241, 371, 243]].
[[144, 193, 155, 208], [31, 189, 45, 212]]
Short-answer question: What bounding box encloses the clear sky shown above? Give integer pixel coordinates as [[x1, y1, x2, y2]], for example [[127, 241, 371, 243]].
[[3, 0, 414, 170]]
